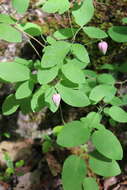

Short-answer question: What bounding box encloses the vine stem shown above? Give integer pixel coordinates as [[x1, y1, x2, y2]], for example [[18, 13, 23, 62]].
[[72, 26, 83, 43], [41, 34, 47, 45], [14, 24, 45, 48], [1, 4, 45, 49], [28, 40, 41, 58], [59, 104, 65, 125], [115, 79, 127, 85]]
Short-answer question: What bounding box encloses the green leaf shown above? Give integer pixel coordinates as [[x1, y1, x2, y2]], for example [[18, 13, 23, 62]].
[[86, 78, 97, 90], [117, 62, 127, 73], [83, 26, 108, 39], [42, 0, 70, 14], [109, 106, 127, 123], [89, 151, 121, 177], [89, 84, 116, 103], [47, 36, 56, 45], [71, 43, 90, 64], [81, 112, 102, 130], [72, 0, 94, 26], [66, 58, 87, 69], [53, 28, 77, 40], [15, 160, 24, 168], [37, 66, 58, 84], [4, 152, 14, 169], [122, 17, 127, 24], [0, 24, 22, 42], [84, 70, 97, 78], [20, 97, 32, 114], [83, 177, 99, 190], [97, 74, 115, 85], [2, 94, 20, 115], [3, 133, 11, 138], [57, 121, 90, 147], [45, 87, 59, 112], [109, 97, 123, 106], [12, 0, 30, 14], [56, 82, 90, 107], [92, 129, 123, 160], [109, 118, 117, 127], [31, 85, 48, 112], [103, 107, 110, 116], [41, 41, 71, 68], [18, 22, 42, 36], [0, 62, 30, 82], [100, 64, 115, 70], [0, 14, 16, 24], [6, 168, 14, 175], [122, 94, 127, 105], [62, 62, 85, 84], [53, 125, 64, 136], [60, 77, 79, 89], [62, 155, 87, 190], [15, 57, 32, 67], [15, 80, 34, 99], [108, 26, 127, 42], [42, 141, 53, 153]]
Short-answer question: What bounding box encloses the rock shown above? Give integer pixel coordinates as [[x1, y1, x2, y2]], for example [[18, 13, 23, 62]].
[[0, 185, 6, 190], [14, 170, 41, 190], [104, 177, 117, 190], [14, 172, 32, 190], [0, 139, 33, 167]]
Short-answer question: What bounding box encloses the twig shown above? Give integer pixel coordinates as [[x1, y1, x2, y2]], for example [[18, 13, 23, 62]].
[[14, 24, 45, 48], [28, 40, 41, 58], [59, 104, 65, 125]]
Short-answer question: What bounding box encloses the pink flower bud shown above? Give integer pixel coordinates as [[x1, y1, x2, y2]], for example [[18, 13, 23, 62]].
[[98, 41, 108, 55], [52, 93, 61, 107]]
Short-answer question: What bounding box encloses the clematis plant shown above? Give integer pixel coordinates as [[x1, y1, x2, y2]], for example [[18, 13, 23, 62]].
[[0, 0, 126, 189]]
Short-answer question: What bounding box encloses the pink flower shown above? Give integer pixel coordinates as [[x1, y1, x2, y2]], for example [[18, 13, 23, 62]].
[[52, 93, 61, 107], [98, 41, 108, 55]]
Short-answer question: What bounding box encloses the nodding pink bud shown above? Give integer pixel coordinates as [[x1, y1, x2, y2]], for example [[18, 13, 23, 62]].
[[98, 41, 108, 55], [52, 93, 61, 107]]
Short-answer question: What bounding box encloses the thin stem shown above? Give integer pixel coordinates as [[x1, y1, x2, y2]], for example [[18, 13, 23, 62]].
[[72, 26, 83, 43], [115, 79, 127, 85], [41, 34, 47, 45], [28, 40, 41, 58], [14, 24, 45, 48], [59, 104, 65, 125]]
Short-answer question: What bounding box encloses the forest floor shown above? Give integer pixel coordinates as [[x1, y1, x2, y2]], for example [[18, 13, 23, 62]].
[[0, 0, 127, 189]]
